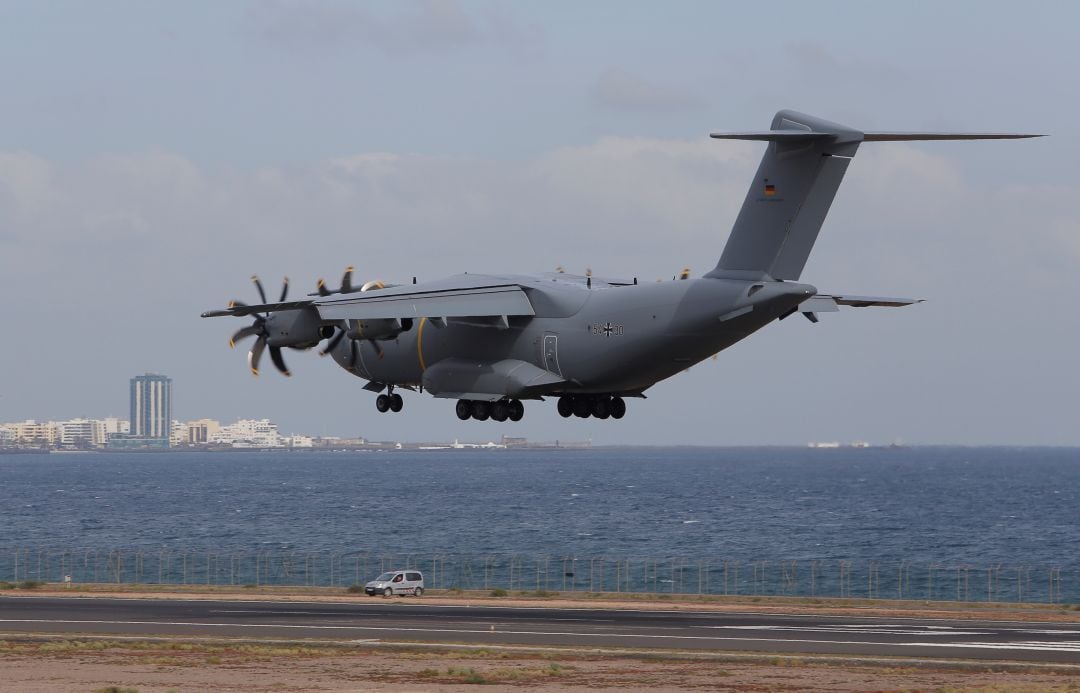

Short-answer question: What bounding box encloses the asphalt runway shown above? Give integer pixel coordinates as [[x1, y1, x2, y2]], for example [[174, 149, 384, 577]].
[[2, 596, 1079, 663]]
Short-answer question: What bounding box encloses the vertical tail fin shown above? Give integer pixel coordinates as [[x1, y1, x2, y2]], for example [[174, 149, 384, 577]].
[[706, 110, 862, 281], [705, 110, 1041, 282]]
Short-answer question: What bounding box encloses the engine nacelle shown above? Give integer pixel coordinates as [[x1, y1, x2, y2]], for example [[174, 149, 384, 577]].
[[347, 317, 413, 341], [264, 308, 329, 348]]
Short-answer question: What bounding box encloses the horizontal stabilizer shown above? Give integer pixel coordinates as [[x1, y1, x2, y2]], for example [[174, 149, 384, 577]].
[[709, 131, 834, 142], [863, 132, 1042, 141], [710, 131, 1042, 143], [804, 294, 923, 311]]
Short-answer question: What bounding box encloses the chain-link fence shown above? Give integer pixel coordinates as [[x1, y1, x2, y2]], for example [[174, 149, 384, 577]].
[[2, 549, 1074, 603]]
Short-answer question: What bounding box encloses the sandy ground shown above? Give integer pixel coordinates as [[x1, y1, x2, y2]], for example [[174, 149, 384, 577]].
[[1, 639, 1079, 692]]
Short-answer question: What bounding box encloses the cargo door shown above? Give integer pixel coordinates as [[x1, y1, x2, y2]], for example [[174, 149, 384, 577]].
[[542, 334, 562, 377]]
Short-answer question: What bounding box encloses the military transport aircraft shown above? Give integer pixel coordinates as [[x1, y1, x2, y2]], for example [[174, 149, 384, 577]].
[[203, 110, 1037, 423]]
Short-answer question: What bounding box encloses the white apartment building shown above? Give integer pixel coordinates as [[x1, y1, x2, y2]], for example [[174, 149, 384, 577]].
[[210, 419, 282, 447], [56, 419, 98, 447], [2, 417, 132, 448], [4, 420, 59, 446], [101, 417, 130, 437]]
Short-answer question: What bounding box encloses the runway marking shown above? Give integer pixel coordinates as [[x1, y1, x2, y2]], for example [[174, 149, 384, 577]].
[[2, 619, 1079, 653], [903, 641, 1080, 653], [212, 610, 336, 616], [210, 610, 614, 623], [711, 625, 992, 636]]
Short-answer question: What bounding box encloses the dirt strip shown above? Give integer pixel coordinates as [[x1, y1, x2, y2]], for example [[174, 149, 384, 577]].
[[1, 636, 1079, 692]]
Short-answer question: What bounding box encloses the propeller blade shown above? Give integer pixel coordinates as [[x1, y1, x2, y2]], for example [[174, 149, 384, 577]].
[[248, 336, 267, 376], [279, 277, 289, 302], [349, 339, 358, 370], [229, 325, 261, 349], [269, 345, 291, 377], [317, 279, 331, 297], [368, 339, 384, 360], [320, 327, 346, 356], [341, 266, 354, 293], [251, 275, 268, 304]]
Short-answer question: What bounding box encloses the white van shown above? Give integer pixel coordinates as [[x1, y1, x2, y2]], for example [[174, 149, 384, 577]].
[[364, 570, 424, 597]]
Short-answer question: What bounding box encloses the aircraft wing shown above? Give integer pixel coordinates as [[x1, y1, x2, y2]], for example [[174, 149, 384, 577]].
[[202, 299, 314, 318], [202, 274, 536, 321], [315, 281, 535, 321]]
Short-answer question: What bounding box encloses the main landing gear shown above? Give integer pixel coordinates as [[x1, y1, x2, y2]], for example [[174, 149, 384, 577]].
[[375, 389, 404, 414], [557, 395, 626, 420], [456, 399, 525, 422]]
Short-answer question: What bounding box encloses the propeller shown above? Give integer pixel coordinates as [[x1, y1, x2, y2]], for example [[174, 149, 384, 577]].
[[316, 273, 394, 363], [316, 266, 355, 297], [228, 276, 292, 377], [319, 319, 385, 364]]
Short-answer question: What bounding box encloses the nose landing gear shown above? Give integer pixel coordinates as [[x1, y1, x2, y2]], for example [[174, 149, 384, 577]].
[[557, 395, 626, 420]]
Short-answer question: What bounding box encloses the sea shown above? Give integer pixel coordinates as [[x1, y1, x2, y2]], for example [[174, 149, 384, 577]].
[[1, 446, 1076, 567]]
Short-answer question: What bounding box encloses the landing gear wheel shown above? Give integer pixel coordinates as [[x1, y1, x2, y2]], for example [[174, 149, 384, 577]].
[[508, 400, 524, 421], [375, 394, 391, 413], [557, 396, 573, 418], [610, 396, 626, 419], [592, 398, 611, 419], [572, 397, 591, 418], [389, 393, 403, 412], [382, 587, 393, 597], [456, 400, 472, 420], [491, 401, 509, 422], [471, 401, 491, 421]]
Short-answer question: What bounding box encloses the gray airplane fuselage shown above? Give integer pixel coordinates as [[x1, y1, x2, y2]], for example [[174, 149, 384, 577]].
[[326, 274, 814, 398]]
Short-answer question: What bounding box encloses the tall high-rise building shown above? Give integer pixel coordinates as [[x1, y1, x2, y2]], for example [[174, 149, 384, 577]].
[[130, 373, 172, 443]]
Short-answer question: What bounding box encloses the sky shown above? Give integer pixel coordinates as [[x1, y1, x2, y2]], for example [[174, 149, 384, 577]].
[[1, 0, 1077, 445]]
